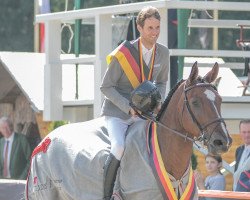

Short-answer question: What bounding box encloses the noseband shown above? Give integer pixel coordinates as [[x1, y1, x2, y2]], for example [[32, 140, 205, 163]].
[[156, 81, 225, 145]]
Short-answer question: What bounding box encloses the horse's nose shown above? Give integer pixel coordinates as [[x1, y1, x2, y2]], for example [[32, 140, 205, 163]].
[[210, 132, 232, 154]]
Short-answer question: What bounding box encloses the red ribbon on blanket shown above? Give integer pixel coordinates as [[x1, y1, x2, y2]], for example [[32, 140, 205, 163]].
[[31, 137, 51, 158], [26, 137, 51, 200]]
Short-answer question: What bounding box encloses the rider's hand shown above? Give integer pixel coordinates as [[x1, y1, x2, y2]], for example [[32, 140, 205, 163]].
[[153, 102, 162, 115], [156, 102, 162, 113]]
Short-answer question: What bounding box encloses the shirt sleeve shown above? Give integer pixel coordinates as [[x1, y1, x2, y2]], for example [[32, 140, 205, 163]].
[[100, 57, 131, 114]]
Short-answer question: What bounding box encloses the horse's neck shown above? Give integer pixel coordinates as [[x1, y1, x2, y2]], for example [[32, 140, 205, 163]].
[[158, 84, 193, 180], [157, 126, 193, 180]]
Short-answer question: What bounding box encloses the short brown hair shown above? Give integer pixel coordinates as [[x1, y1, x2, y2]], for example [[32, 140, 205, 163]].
[[239, 119, 250, 129], [136, 6, 161, 27]]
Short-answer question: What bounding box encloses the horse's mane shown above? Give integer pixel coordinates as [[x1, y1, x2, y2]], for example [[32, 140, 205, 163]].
[[156, 79, 185, 121], [156, 75, 217, 121]]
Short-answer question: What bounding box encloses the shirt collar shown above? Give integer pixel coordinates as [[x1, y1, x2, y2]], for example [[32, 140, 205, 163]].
[[5, 132, 14, 143], [141, 43, 154, 55]]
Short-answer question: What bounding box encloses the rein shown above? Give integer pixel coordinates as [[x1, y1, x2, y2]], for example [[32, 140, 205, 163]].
[[148, 82, 225, 145], [157, 122, 195, 143]]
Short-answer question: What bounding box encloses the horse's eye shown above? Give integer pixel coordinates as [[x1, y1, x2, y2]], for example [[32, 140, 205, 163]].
[[192, 100, 199, 107]]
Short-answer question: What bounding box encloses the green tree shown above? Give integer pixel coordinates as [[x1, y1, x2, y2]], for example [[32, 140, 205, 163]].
[[0, 0, 34, 51], [48, 120, 68, 132]]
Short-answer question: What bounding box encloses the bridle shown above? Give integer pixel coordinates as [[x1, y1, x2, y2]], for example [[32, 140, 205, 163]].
[[182, 82, 225, 144], [153, 81, 225, 145]]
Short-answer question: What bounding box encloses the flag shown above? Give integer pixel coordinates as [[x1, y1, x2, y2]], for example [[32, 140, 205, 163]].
[[37, 0, 51, 52]]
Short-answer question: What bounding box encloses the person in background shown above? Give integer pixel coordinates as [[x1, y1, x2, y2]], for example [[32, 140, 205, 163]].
[[194, 153, 226, 192], [0, 116, 31, 180], [233, 119, 250, 191], [100, 6, 169, 200]]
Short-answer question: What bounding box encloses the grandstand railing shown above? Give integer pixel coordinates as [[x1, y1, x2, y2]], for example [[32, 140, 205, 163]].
[[36, 0, 250, 121], [198, 190, 250, 199]]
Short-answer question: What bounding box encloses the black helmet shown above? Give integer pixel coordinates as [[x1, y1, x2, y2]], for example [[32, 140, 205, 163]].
[[130, 80, 162, 121]]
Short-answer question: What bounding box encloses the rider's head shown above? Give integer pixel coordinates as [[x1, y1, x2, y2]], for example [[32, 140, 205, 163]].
[[130, 80, 161, 120], [136, 6, 161, 28]]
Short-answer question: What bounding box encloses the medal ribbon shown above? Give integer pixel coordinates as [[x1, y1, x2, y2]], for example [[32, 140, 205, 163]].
[[138, 38, 156, 81]]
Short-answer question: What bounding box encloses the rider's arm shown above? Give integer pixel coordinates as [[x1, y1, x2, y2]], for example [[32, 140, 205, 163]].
[[100, 57, 133, 115]]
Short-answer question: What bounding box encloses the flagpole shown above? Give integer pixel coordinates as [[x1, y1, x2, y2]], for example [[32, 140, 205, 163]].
[[74, 0, 82, 99], [34, 0, 40, 52]]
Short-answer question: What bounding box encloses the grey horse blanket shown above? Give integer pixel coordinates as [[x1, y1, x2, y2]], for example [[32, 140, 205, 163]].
[[26, 117, 197, 200]]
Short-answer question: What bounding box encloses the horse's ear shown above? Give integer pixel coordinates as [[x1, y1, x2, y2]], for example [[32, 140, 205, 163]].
[[186, 61, 198, 86], [213, 77, 221, 89], [203, 62, 219, 83]]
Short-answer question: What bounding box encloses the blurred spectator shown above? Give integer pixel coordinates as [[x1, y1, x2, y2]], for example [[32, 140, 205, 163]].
[[233, 119, 250, 191], [0, 117, 31, 180], [194, 153, 225, 191]]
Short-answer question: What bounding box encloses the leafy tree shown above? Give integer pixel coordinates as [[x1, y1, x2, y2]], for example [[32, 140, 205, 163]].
[[0, 0, 34, 52], [192, 152, 198, 170], [48, 120, 68, 132]]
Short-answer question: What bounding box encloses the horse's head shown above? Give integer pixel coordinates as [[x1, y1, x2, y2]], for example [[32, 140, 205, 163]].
[[179, 62, 232, 154]]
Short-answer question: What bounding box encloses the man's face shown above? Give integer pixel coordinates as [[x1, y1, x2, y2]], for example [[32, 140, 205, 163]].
[[137, 17, 160, 48], [0, 122, 12, 138], [240, 122, 250, 145]]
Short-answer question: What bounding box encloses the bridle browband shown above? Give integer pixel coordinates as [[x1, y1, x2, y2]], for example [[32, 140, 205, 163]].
[[148, 81, 225, 145]]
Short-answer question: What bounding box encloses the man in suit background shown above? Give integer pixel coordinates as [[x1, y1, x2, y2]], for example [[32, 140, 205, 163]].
[[0, 116, 31, 180], [233, 119, 250, 191]]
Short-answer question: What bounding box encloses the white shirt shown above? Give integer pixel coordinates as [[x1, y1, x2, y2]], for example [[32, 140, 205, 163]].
[[239, 145, 250, 167], [2, 133, 14, 178], [141, 43, 154, 66]]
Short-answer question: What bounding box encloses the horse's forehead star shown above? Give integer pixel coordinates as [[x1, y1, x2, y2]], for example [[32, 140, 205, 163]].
[[204, 89, 216, 101]]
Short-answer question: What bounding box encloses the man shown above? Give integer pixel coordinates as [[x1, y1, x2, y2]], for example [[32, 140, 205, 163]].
[[0, 117, 31, 180], [233, 119, 250, 191], [100, 6, 169, 200]]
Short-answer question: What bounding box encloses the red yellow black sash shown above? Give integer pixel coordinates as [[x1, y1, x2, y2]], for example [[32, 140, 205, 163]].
[[106, 39, 155, 89], [148, 122, 196, 200]]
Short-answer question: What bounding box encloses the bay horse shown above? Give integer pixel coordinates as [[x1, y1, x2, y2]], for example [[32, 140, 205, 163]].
[[25, 62, 232, 200]]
